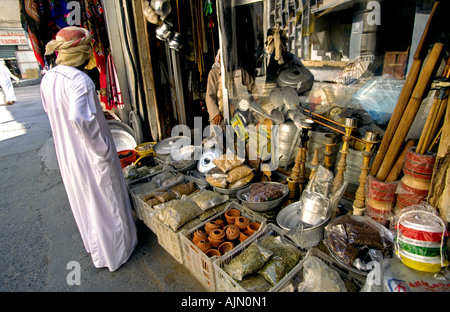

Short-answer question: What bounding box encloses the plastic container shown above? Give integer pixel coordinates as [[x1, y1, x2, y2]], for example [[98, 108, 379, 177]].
[[213, 223, 308, 292], [134, 142, 156, 157], [395, 210, 449, 273], [118, 149, 137, 169], [179, 202, 266, 291], [130, 174, 188, 234]]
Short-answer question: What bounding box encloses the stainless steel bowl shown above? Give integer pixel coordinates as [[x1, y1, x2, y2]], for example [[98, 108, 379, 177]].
[[277, 201, 331, 248], [236, 182, 289, 212]]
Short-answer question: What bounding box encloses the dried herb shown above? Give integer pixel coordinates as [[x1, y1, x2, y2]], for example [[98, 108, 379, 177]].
[[229, 173, 254, 189], [212, 153, 245, 173], [152, 191, 177, 203], [237, 274, 272, 292], [258, 259, 287, 286], [157, 199, 203, 231], [171, 181, 196, 198], [224, 242, 272, 281], [190, 190, 228, 211], [206, 175, 228, 188], [226, 165, 253, 183]]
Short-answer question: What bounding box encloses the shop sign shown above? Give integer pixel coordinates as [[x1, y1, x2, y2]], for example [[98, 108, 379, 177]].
[[0, 30, 27, 46]]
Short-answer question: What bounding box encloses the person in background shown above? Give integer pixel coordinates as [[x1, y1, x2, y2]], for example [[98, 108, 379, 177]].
[[205, 49, 259, 135], [40, 26, 137, 272], [0, 59, 20, 105]]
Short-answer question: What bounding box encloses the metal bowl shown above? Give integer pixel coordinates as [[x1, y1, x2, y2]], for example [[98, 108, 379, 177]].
[[166, 145, 202, 170], [236, 182, 289, 212], [276, 201, 331, 248], [111, 129, 137, 152], [212, 182, 250, 196]]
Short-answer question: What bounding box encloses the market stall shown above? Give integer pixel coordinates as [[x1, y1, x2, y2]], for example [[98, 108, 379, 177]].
[[121, 0, 450, 293]]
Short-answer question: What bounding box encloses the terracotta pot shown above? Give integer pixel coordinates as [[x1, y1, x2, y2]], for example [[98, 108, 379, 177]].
[[192, 229, 208, 245], [215, 218, 225, 228], [234, 216, 250, 231], [224, 209, 240, 224], [195, 239, 211, 253], [239, 231, 249, 242], [205, 249, 221, 258], [208, 229, 225, 248], [218, 241, 234, 254], [204, 221, 221, 235], [246, 222, 261, 236], [225, 225, 240, 241]]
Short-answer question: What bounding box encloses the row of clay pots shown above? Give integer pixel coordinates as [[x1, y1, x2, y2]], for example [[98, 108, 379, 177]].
[[191, 209, 261, 258]]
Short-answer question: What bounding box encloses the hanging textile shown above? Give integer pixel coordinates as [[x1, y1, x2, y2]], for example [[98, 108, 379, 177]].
[[82, 0, 109, 107], [105, 54, 123, 110], [19, 0, 64, 68]]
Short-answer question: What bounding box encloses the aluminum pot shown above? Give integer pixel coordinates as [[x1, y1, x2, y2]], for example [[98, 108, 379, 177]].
[[153, 135, 191, 162], [298, 192, 329, 226], [277, 201, 331, 248]]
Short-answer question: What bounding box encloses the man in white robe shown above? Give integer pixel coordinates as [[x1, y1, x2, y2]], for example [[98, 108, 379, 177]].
[[0, 59, 19, 104], [40, 26, 137, 272]]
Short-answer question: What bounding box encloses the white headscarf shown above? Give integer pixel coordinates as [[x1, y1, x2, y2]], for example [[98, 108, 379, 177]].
[[45, 26, 93, 68], [212, 49, 221, 68]]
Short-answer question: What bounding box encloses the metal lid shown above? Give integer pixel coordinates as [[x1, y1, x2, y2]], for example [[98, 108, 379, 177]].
[[153, 136, 191, 155], [277, 66, 313, 94], [197, 149, 221, 173]]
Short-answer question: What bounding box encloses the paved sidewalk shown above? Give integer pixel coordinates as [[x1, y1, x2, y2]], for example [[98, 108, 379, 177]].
[[0, 84, 206, 292]]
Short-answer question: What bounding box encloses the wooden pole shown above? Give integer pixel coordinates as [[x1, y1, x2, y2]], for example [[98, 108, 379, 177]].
[[416, 89, 443, 153], [376, 42, 445, 181], [385, 139, 416, 182], [371, 1, 441, 176]]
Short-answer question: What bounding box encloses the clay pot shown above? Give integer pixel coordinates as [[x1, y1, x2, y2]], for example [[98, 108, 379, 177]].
[[192, 229, 208, 245], [218, 241, 234, 254], [195, 239, 211, 253], [234, 216, 250, 231], [215, 218, 225, 228], [204, 221, 221, 235], [246, 222, 261, 236], [225, 225, 240, 241], [224, 209, 240, 224], [239, 231, 249, 242], [208, 229, 225, 248], [205, 249, 221, 258]]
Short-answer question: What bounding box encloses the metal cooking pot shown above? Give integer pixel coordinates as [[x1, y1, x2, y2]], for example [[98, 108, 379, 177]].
[[153, 136, 191, 161], [278, 121, 297, 141], [298, 192, 330, 226], [277, 201, 331, 248], [277, 66, 314, 94]]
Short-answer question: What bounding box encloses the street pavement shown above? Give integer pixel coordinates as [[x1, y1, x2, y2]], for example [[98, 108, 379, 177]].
[[0, 82, 206, 292]]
